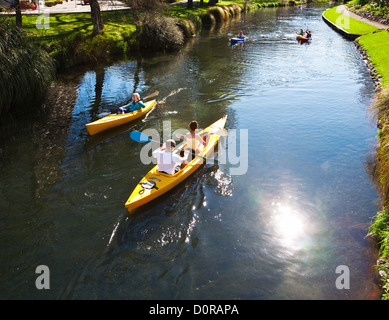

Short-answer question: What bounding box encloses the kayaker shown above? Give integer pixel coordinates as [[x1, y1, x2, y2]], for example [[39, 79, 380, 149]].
[[297, 28, 304, 36], [117, 93, 146, 114], [185, 120, 206, 156], [153, 139, 188, 175], [237, 31, 246, 39], [305, 30, 312, 38]]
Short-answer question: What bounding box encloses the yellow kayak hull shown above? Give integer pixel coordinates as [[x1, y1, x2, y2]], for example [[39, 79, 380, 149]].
[[125, 115, 228, 212], [85, 100, 157, 135]]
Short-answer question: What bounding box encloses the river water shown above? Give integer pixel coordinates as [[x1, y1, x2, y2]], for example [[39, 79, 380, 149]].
[[0, 5, 382, 299]]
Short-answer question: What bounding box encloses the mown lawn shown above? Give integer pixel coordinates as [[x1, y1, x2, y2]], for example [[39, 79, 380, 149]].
[[22, 9, 136, 38], [357, 30, 389, 87], [21, 10, 136, 67], [323, 6, 379, 35]]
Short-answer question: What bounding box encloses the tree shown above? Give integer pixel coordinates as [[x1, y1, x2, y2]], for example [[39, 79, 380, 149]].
[[208, 0, 218, 5], [187, 0, 193, 9], [14, 0, 22, 27], [89, 0, 104, 35]]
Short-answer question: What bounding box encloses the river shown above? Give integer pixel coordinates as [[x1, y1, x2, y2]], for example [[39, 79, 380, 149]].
[[0, 4, 382, 299]]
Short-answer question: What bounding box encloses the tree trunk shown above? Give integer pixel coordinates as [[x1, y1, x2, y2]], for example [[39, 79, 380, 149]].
[[187, 0, 193, 9], [14, 0, 22, 27], [208, 0, 218, 5], [89, 0, 104, 35]]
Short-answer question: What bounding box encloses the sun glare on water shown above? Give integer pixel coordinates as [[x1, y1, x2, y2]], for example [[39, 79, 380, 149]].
[[271, 202, 308, 251]]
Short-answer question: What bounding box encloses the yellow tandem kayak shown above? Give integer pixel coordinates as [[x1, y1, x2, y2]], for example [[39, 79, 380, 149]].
[[85, 100, 157, 135], [125, 115, 228, 212]]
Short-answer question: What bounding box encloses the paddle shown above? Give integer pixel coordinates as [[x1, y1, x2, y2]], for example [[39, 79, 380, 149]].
[[98, 91, 160, 118], [175, 127, 228, 140], [129, 131, 217, 163]]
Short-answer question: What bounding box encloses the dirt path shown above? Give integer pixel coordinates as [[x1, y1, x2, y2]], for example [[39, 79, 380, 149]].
[[337, 5, 388, 30]]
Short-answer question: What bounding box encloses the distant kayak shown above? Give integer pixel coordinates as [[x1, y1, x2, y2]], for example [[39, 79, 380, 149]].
[[296, 35, 311, 42], [231, 37, 246, 44]]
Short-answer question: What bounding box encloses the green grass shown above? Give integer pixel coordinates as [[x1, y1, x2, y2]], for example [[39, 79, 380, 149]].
[[22, 10, 135, 39], [21, 10, 136, 67], [323, 6, 379, 35], [369, 205, 389, 299], [357, 30, 389, 87]]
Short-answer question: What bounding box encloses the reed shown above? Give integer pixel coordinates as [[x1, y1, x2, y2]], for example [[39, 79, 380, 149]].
[[0, 21, 55, 117], [372, 88, 389, 204], [368, 205, 389, 299]]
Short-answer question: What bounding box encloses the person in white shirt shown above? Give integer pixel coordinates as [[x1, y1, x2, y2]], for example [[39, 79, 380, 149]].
[[152, 139, 188, 175]]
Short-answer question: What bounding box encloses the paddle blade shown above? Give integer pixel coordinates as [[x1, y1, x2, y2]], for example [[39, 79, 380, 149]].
[[143, 91, 159, 101], [209, 127, 228, 136], [130, 131, 151, 143], [98, 112, 111, 118]]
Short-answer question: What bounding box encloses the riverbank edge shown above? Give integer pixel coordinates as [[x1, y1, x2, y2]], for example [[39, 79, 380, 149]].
[[22, 1, 306, 70], [321, 9, 363, 40], [323, 5, 389, 299]]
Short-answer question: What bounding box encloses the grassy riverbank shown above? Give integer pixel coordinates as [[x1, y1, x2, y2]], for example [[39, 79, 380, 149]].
[[357, 30, 389, 87], [19, 0, 299, 68], [23, 9, 136, 68], [354, 19, 389, 302], [323, 4, 389, 300], [323, 6, 379, 34], [370, 85, 389, 300]]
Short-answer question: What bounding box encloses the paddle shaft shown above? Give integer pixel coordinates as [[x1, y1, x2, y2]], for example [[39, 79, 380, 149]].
[[130, 131, 216, 163]]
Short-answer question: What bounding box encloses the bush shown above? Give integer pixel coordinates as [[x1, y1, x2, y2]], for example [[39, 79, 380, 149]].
[[200, 12, 216, 27], [137, 14, 184, 52], [176, 18, 196, 40], [209, 7, 226, 22], [0, 21, 56, 117], [371, 87, 389, 204]]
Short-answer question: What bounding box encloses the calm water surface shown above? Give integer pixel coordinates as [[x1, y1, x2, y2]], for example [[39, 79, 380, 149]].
[[0, 5, 381, 299]]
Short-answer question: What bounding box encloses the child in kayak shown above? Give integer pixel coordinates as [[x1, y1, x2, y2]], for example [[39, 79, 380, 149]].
[[297, 28, 304, 36], [237, 31, 246, 39], [153, 139, 188, 175], [117, 93, 146, 114]]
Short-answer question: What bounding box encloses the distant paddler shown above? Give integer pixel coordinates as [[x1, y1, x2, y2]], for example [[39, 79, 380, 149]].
[[237, 31, 246, 39]]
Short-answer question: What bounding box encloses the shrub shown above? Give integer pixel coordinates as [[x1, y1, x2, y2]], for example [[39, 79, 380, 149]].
[[137, 14, 184, 52], [176, 18, 196, 40], [200, 12, 216, 26], [209, 7, 226, 22], [0, 21, 56, 116], [372, 87, 389, 204]]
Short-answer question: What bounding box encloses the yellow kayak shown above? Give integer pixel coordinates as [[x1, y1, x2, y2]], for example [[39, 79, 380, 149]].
[[85, 100, 157, 135], [125, 115, 228, 212]]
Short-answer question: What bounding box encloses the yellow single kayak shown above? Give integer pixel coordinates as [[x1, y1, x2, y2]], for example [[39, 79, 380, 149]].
[[125, 115, 228, 212], [85, 100, 157, 135]]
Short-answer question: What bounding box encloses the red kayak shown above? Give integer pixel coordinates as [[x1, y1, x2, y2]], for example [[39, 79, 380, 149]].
[[296, 35, 310, 42]]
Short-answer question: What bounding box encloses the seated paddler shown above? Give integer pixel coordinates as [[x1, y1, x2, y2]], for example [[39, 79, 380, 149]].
[[117, 93, 146, 114]]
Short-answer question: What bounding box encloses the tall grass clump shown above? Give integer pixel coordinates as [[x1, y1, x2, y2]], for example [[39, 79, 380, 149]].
[[0, 21, 56, 117], [137, 14, 184, 52], [369, 206, 389, 299], [209, 6, 227, 22], [372, 87, 389, 203], [370, 87, 389, 299]]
